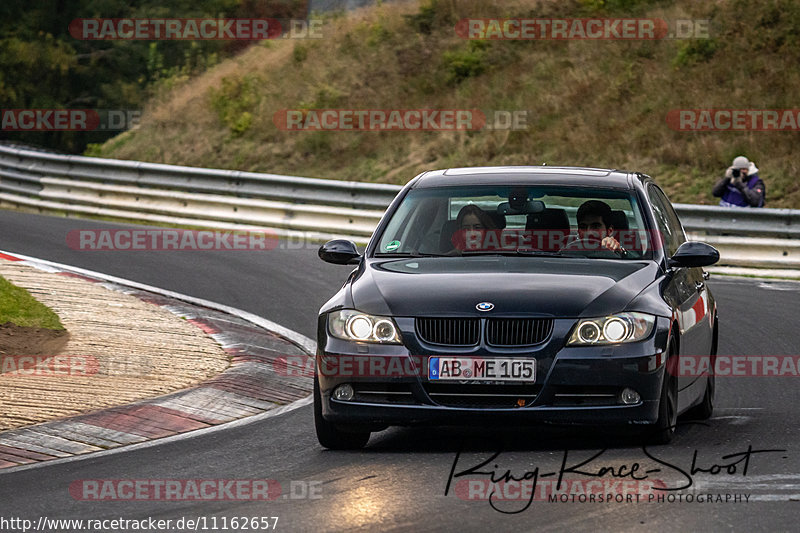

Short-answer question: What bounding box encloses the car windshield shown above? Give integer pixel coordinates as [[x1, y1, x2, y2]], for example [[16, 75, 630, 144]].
[[374, 185, 654, 260]]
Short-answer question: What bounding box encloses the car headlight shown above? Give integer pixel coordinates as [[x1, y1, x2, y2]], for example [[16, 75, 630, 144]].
[[567, 312, 655, 345], [328, 310, 402, 344]]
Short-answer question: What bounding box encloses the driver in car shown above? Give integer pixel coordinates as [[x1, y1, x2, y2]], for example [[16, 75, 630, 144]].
[[573, 200, 626, 255]]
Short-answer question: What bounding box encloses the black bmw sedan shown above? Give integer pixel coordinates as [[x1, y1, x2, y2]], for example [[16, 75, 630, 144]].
[[315, 167, 719, 449]]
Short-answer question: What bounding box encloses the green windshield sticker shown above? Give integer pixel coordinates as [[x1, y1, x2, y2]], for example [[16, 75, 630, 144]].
[[385, 240, 401, 251]]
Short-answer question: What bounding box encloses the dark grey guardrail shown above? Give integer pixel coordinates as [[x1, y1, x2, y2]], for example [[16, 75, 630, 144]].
[[0, 144, 400, 211], [673, 204, 800, 239]]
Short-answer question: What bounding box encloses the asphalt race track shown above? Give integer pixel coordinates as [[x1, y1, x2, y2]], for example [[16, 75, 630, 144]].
[[1, 210, 798, 532]]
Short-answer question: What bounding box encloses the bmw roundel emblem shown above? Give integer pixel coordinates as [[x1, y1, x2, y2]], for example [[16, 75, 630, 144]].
[[476, 302, 494, 312]]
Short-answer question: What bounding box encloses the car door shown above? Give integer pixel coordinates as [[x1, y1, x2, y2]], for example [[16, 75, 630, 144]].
[[647, 184, 709, 396], [658, 186, 713, 355]]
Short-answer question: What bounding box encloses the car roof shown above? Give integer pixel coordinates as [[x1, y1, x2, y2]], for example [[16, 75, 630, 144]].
[[411, 166, 643, 189]]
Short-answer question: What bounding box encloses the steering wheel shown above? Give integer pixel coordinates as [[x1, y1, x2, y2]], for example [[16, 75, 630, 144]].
[[561, 238, 620, 258]]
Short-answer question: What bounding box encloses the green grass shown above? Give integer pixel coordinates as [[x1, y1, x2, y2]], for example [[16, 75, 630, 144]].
[[0, 275, 64, 330]]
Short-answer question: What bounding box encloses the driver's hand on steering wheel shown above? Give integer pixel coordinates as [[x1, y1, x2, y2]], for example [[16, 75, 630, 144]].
[[601, 236, 622, 252]]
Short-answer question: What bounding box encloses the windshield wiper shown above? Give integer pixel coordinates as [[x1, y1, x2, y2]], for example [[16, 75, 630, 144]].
[[513, 248, 563, 257], [460, 248, 564, 257]]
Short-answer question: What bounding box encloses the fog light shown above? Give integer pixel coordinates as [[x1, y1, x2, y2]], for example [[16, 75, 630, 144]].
[[620, 388, 640, 405], [333, 384, 354, 401]]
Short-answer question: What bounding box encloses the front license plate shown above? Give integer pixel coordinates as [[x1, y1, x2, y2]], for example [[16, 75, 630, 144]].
[[428, 357, 535, 382]]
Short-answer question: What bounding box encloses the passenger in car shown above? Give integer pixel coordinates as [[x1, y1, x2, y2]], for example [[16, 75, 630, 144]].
[[442, 205, 499, 253], [457, 204, 497, 231]]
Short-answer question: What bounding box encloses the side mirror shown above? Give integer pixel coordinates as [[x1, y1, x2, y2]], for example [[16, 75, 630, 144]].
[[668, 241, 720, 268], [319, 239, 361, 265]]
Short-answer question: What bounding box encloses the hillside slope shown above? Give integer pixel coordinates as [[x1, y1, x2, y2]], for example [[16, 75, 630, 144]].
[[93, 0, 800, 207]]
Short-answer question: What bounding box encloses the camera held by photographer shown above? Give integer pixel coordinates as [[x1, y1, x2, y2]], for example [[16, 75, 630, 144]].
[[712, 155, 766, 208]]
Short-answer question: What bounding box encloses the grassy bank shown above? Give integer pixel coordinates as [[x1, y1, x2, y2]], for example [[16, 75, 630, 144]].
[[91, 0, 800, 208], [0, 275, 64, 330]]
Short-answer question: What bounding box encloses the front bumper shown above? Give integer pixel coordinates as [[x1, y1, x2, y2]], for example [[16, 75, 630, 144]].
[[316, 316, 671, 428]]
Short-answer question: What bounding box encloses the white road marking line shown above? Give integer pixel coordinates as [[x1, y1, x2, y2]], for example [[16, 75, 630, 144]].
[[709, 415, 752, 424], [748, 494, 800, 501], [693, 474, 800, 483], [698, 484, 800, 489], [757, 282, 800, 291]]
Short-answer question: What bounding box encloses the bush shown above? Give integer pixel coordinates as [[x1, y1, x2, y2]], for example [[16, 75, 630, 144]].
[[367, 21, 392, 47], [404, 0, 454, 34], [300, 85, 348, 109], [672, 39, 718, 67], [441, 41, 489, 85], [293, 43, 308, 63], [208, 75, 261, 136]]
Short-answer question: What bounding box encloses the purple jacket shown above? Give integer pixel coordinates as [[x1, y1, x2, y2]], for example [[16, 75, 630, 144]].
[[712, 172, 765, 207]]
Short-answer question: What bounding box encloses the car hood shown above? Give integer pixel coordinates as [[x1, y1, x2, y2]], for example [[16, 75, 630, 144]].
[[349, 256, 659, 318]]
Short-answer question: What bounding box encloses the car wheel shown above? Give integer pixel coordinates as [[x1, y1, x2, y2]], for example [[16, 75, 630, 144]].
[[649, 341, 679, 444], [685, 372, 714, 420], [685, 322, 716, 421], [313, 376, 371, 450]]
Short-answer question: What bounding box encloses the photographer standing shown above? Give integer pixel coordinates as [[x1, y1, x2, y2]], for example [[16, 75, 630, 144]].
[[712, 155, 766, 207]]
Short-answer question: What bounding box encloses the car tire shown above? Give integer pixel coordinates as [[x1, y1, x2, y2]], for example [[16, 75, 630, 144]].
[[685, 372, 714, 420], [648, 341, 679, 445], [685, 322, 716, 421], [314, 376, 371, 450]]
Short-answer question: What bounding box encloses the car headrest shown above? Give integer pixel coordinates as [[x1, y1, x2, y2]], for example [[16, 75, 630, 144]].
[[610, 210, 629, 230], [488, 211, 506, 230], [439, 219, 459, 251], [526, 208, 569, 231]]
